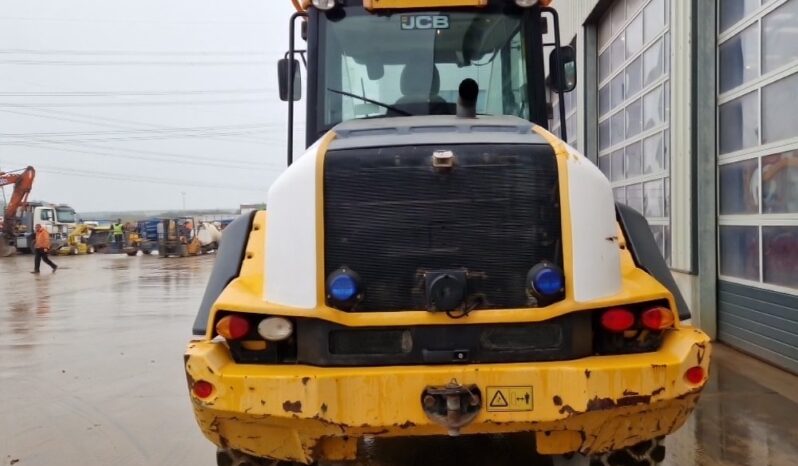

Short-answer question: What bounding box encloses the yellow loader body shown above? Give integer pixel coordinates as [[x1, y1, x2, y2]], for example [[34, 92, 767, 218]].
[[185, 212, 711, 463]]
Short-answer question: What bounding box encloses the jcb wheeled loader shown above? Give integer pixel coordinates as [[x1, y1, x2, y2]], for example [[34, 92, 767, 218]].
[[185, 1, 711, 465]]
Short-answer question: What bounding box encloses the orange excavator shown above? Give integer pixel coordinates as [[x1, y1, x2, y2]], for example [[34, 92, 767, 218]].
[[0, 166, 35, 257]]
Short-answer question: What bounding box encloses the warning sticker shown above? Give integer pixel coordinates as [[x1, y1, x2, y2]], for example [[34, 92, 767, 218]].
[[486, 386, 533, 412]]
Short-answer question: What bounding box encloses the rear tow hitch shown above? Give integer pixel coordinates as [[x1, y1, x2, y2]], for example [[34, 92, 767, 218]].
[[421, 379, 481, 436]]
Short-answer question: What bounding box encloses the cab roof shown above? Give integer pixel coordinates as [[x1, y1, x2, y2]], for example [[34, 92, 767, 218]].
[[295, 0, 491, 12]]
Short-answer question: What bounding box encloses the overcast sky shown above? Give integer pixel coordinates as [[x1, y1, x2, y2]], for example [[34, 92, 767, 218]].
[[0, 0, 305, 212]]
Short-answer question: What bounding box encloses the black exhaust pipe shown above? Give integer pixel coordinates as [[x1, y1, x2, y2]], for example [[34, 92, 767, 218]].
[[456, 78, 478, 119]]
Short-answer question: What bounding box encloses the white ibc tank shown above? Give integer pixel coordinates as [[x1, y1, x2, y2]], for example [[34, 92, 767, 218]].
[[196, 222, 222, 246]]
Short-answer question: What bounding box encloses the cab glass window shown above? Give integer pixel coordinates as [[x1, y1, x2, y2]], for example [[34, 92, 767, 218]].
[[317, 6, 531, 130]]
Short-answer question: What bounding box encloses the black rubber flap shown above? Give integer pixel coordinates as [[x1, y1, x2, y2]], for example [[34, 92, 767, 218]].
[[192, 211, 256, 335], [616, 203, 691, 319]]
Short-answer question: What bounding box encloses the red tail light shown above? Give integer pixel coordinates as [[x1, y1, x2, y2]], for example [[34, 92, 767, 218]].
[[192, 380, 214, 398], [685, 366, 705, 384], [641, 306, 675, 330], [215, 315, 251, 340], [600, 308, 635, 332]]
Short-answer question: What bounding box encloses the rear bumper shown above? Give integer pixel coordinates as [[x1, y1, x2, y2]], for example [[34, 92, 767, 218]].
[[185, 326, 710, 463]]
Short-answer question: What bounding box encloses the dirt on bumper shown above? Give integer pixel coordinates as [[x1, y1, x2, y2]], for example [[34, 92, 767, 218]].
[[185, 327, 710, 463]]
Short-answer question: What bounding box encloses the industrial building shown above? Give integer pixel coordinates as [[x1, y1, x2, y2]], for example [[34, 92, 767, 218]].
[[549, 0, 797, 372]]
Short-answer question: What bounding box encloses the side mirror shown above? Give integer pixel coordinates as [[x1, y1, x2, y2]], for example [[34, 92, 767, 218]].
[[278, 58, 301, 102], [548, 45, 577, 93]]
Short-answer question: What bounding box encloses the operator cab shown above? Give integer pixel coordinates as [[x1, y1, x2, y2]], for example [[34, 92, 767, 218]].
[[280, 0, 576, 152]]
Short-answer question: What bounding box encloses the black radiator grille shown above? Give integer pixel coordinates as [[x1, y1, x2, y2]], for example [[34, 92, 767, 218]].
[[323, 144, 562, 311]]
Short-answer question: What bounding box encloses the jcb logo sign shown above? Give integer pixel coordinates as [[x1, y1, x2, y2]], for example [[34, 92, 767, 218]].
[[400, 15, 450, 30]]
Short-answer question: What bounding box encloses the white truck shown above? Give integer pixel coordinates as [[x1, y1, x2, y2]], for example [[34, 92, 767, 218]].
[[13, 202, 78, 253]]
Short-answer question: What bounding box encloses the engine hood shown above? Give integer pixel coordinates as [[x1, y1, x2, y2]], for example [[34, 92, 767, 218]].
[[328, 115, 549, 150]]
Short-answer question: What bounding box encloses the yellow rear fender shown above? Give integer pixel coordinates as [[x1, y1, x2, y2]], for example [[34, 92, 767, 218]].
[[185, 328, 711, 460]]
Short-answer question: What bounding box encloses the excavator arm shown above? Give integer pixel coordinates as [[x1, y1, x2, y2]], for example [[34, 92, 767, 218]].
[[0, 165, 36, 256]]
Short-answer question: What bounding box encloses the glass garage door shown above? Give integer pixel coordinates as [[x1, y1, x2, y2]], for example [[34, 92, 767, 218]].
[[596, 0, 672, 263], [717, 0, 798, 373]]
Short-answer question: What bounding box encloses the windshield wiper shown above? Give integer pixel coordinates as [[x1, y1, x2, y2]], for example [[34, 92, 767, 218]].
[[327, 88, 412, 117]]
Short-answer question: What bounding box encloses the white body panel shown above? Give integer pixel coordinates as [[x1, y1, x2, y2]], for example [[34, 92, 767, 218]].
[[264, 140, 323, 308], [264, 130, 620, 308], [563, 144, 621, 301]]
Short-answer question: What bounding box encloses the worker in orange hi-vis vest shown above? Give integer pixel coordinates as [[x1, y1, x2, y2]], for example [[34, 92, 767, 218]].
[[32, 224, 57, 274]]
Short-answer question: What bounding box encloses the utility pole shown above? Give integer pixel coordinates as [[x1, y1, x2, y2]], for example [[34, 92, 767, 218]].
[[181, 192, 187, 211]]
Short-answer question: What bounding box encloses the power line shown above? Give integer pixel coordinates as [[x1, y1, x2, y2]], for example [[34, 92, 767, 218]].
[[8, 141, 278, 171], [0, 107, 277, 145], [0, 108, 285, 165], [0, 98, 266, 107], [79, 142, 279, 167], [63, 140, 283, 166], [0, 75, 289, 145], [0, 122, 273, 138], [0, 107, 174, 131], [0, 59, 270, 66], [0, 15, 273, 26], [0, 48, 269, 56], [0, 88, 272, 97], [3, 157, 274, 190], [0, 128, 270, 144], [35, 165, 268, 191]]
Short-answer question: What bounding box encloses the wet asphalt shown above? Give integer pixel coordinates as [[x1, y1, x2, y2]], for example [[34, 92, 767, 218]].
[[1, 253, 797, 466]]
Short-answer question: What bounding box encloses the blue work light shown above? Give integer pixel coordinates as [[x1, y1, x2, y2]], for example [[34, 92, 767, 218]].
[[326, 267, 362, 307], [533, 267, 564, 296], [527, 262, 565, 299], [330, 274, 358, 301]]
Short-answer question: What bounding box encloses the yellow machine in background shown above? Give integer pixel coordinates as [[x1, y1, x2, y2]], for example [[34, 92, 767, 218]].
[[123, 231, 143, 256], [187, 236, 203, 256], [123, 228, 161, 256], [158, 218, 189, 258], [155, 217, 218, 258], [56, 224, 95, 255]]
